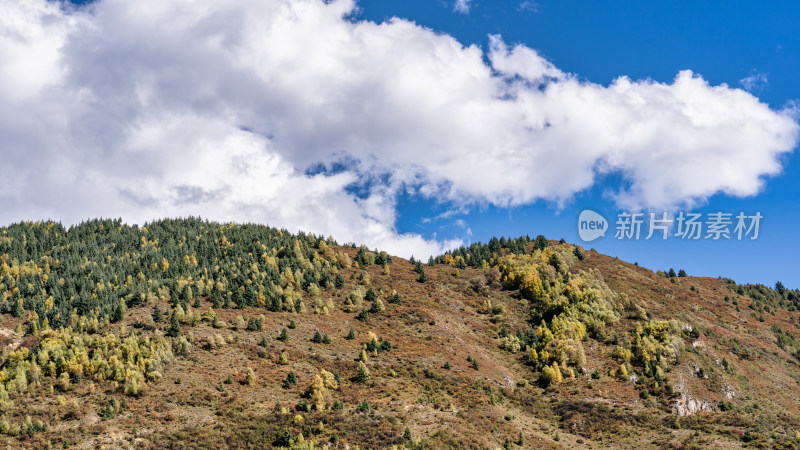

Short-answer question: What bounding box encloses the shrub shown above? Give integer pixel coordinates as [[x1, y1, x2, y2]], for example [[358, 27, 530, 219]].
[[283, 371, 297, 389], [502, 335, 522, 353], [277, 328, 289, 342], [246, 316, 263, 331], [124, 370, 146, 397], [540, 362, 563, 387], [356, 399, 371, 412]]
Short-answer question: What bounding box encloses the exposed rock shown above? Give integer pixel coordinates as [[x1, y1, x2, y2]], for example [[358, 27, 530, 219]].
[[671, 392, 715, 416], [723, 384, 736, 400]]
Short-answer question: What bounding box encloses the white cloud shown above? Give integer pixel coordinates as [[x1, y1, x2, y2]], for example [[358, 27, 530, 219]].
[[518, 1, 538, 12], [740, 71, 768, 92], [0, 0, 797, 258], [453, 0, 472, 14]]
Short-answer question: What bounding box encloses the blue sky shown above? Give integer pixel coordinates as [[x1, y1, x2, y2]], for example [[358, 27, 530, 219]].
[[358, 0, 800, 287], [2, 0, 798, 288]]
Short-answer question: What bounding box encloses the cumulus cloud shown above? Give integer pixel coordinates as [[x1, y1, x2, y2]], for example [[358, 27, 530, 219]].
[[0, 0, 797, 257]]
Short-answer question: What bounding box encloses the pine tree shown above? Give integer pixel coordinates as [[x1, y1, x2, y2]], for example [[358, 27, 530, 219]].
[[334, 273, 345, 289], [111, 301, 124, 323], [346, 327, 356, 340], [311, 330, 323, 343], [355, 362, 370, 383], [417, 268, 428, 283], [369, 298, 385, 314], [166, 310, 181, 337], [152, 305, 163, 323]]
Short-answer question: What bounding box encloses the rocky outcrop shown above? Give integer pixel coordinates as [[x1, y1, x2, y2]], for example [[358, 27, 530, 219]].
[[671, 392, 715, 416]]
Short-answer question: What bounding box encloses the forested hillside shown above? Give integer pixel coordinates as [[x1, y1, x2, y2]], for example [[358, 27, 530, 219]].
[[0, 219, 799, 448]]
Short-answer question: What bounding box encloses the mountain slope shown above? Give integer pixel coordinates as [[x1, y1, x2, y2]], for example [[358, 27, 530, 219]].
[[0, 219, 797, 448]]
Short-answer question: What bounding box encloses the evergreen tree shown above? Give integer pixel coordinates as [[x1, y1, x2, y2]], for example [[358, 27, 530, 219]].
[[166, 310, 181, 337], [417, 268, 428, 283], [152, 305, 163, 323], [111, 301, 124, 323], [277, 328, 289, 342], [334, 273, 345, 289], [355, 362, 370, 383]]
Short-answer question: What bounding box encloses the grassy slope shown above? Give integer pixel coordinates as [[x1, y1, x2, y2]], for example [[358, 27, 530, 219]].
[[2, 244, 799, 449]]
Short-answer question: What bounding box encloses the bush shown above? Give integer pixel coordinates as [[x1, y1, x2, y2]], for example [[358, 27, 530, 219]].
[[539, 362, 563, 387], [124, 370, 146, 397], [246, 317, 263, 331], [277, 328, 289, 342], [502, 335, 522, 353], [356, 399, 371, 412]]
